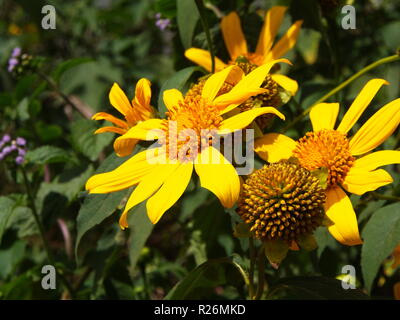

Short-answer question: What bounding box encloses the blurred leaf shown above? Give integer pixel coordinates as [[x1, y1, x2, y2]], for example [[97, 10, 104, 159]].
[[157, 66, 203, 116], [0, 197, 16, 245], [70, 119, 114, 161], [164, 257, 244, 300], [25, 145, 71, 165], [35, 122, 63, 142], [16, 97, 29, 121], [177, 0, 199, 49], [155, 0, 177, 19], [269, 276, 369, 300], [128, 202, 154, 271], [0, 241, 26, 280], [52, 57, 93, 83], [75, 152, 132, 260], [361, 203, 400, 292]]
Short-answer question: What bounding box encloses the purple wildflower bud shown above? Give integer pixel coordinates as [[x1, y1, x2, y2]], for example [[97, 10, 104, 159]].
[[12, 47, 21, 58], [9, 144, 17, 151], [18, 148, 26, 157], [16, 137, 26, 146], [2, 146, 12, 155], [15, 156, 24, 165], [155, 13, 161, 19], [2, 134, 11, 143]]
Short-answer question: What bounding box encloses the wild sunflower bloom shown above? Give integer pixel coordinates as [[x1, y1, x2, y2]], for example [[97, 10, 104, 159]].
[[185, 6, 302, 96], [254, 79, 400, 246], [86, 61, 286, 228], [237, 161, 326, 242], [92, 78, 155, 157]]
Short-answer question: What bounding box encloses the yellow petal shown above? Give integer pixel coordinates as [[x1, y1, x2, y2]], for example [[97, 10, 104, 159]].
[[256, 6, 288, 56], [324, 187, 363, 246], [184, 48, 227, 72], [163, 89, 184, 110], [309, 103, 339, 131], [219, 107, 285, 134], [113, 137, 138, 157], [342, 168, 393, 195], [271, 74, 298, 96], [116, 119, 165, 142], [195, 146, 240, 208], [215, 59, 291, 112], [220, 12, 248, 60], [147, 162, 193, 224], [94, 126, 126, 135], [337, 79, 389, 133], [352, 150, 400, 171], [86, 148, 163, 194], [133, 78, 152, 111], [109, 83, 133, 118], [349, 98, 400, 155], [119, 162, 181, 229], [92, 112, 129, 129], [202, 65, 241, 101], [265, 20, 303, 61], [254, 133, 296, 162]]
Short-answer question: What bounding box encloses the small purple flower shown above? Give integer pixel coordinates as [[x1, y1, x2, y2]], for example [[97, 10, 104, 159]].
[[2, 134, 11, 143], [12, 47, 21, 58], [0, 152, 4, 161], [16, 137, 26, 146], [9, 144, 17, 151], [15, 156, 24, 165], [18, 148, 26, 157], [155, 13, 171, 31]]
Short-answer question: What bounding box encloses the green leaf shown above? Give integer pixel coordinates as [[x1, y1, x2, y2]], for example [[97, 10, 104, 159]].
[[361, 203, 400, 292], [164, 257, 245, 300], [264, 239, 289, 268], [269, 276, 369, 300], [157, 66, 203, 116], [0, 197, 17, 245], [177, 0, 199, 49], [128, 203, 154, 272], [25, 146, 71, 165], [52, 57, 93, 83], [75, 152, 131, 260], [70, 119, 114, 161], [17, 97, 30, 121], [155, 0, 177, 19]]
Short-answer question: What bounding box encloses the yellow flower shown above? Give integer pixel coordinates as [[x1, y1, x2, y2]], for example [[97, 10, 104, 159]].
[[92, 79, 155, 157], [254, 79, 400, 246], [86, 61, 286, 228], [185, 6, 302, 96]]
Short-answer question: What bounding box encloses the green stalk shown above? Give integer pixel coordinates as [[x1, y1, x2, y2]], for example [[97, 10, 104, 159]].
[[283, 54, 400, 132], [195, 0, 215, 73], [248, 238, 256, 299], [254, 244, 267, 300], [20, 166, 75, 298]]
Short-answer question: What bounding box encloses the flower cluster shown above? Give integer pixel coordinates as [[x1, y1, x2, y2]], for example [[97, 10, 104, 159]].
[[155, 13, 171, 31], [0, 134, 27, 165], [85, 6, 400, 264]]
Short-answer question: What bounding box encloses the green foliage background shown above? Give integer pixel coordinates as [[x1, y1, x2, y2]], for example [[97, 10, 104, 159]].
[[0, 0, 399, 300]]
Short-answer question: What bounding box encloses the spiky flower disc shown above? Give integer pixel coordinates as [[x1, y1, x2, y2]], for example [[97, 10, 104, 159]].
[[237, 161, 326, 242]]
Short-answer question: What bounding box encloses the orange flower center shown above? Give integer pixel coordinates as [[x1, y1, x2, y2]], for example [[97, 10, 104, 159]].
[[293, 129, 355, 187], [161, 96, 223, 162]]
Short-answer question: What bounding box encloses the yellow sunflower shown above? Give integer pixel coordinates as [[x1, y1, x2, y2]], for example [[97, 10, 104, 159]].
[[86, 60, 287, 228], [92, 78, 155, 157], [254, 78, 400, 246], [185, 6, 302, 95]]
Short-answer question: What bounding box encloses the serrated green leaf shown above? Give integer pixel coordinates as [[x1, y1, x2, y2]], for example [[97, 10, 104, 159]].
[[177, 0, 199, 49], [74, 152, 133, 261], [70, 119, 114, 161], [25, 146, 70, 165], [361, 203, 400, 293]]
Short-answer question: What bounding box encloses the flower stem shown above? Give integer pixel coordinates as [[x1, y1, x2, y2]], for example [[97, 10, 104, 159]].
[[248, 238, 256, 299], [283, 54, 400, 132], [254, 244, 267, 300], [195, 0, 215, 73], [20, 165, 75, 299]]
